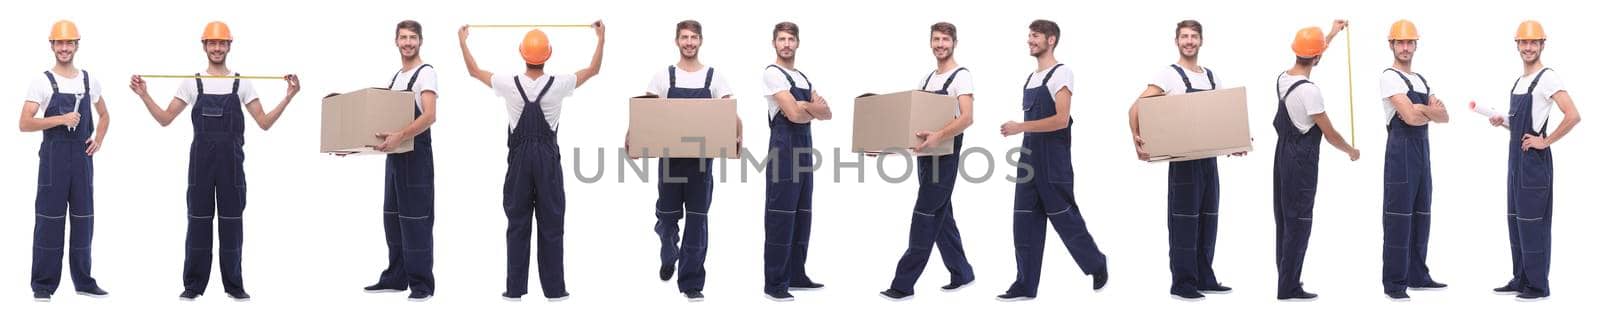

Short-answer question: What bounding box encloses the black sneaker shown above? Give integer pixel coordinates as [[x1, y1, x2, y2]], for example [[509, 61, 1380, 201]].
[[76, 287, 110, 298], [1515, 292, 1548, 302], [765, 290, 794, 302], [179, 290, 202, 301], [1385, 291, 1411, 302], [790, 282, 825, 291], [407, 291, 432, 302], [879, 289, 913, 301], [1198, 284, 1233, 294], [1493, 283, 1524, 295], [364, 284, 406, 293], [546, 292, 571, 302], [941, 279, 974, 292], [1171, 289, 1206, 302], [1278, 291, 1319, 302], [995, 292, 1035, 302], [33, 292, 51, 302], [1409, 281, 1448, 291], [1091, 269, 1110, 291], [659, 264, 676, 281], [226, 291, 251, 302], [684, 291, 705, 302], [501, 292, 523, 302]]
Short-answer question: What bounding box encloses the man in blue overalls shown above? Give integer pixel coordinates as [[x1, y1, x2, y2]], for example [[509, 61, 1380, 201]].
[[130, 21, 301, 302], [457, 20, 606, 302], [22, 20, 112, 302], [996, 20, 1107, 302], [641, 20, 737, 302], [359, 20, 439, 302], [1377, 19, 1451, 302], [762, 21, 833, 303], [1128, 20, 1244, 302], [879, 21, 976, 302], [1272, 22, 1357, 302], [1488, 20, 1580, 302]]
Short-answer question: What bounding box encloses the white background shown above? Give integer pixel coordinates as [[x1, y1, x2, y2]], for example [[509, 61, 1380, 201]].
[[2, 0, 1589, 319]]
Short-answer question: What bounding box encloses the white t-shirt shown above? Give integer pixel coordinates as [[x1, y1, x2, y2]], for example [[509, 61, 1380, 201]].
[[1276, 73, 1324, 134], [24, 70, 104, 115], [175, 73, 261, 109], [491, 73, 577, 131], [1377, 69, 1429, 121], [1150, 65, 1217, 95], [647, 65, 733, 98], [388, 64, 439, 108], [918, 67, 975, 117], [764, 65, 814, 121], [1024, 64, 1075, 99], [1512, 69, 1566, 133]]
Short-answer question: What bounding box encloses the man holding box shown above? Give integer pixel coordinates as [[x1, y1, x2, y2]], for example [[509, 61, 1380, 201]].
[[643, 20, 736, 302], [129, 21, 301, 301], [22, 20, 112, 302], [361, 20, 439, 302], [996, 19, 1108, 302], [762, 21, 832, 302], [458, 20, 605, 302], [1126, 19, 1241, 302], [1271, 21, 1358, 302], [879, 21, 976, 302], [1376, 19, 1450, 302]]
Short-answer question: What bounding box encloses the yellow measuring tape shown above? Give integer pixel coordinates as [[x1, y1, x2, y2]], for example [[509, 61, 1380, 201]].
[[467, 24, 595, 28], [139, 74, 285, 80], [1345, 24, 1356, 146]]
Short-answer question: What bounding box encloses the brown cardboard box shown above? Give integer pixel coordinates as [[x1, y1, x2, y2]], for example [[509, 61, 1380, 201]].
[[321, 88, 416, 155], [1135, 87, 1253, 162], [627, 96, 739, 159], [852, 90, 958, 156]]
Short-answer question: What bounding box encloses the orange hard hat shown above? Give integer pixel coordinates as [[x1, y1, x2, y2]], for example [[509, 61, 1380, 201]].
[[1292, 27, 1327, 58], [202, 21, 233, 41], [1516, 20, 1546, 40], [520, 29, 552, 65], [49, 20, 80, 41], [1389, 20, 1419, 41]]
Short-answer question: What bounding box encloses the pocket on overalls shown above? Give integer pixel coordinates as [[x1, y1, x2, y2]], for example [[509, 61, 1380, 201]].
[[1169, 161, 1196, 186], [1518, 151, 1552, 190], [37, 145, 53, 187]]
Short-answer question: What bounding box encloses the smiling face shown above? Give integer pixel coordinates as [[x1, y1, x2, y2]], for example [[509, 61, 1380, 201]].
[[931, 30, 954, 61], [1176, 27, 1202, 59], [1517, 39, 1543, 64], [203, 39, 231, 65], [677, 28, 702, 59], [51, 40, 78, 64], [396, 28, 421, 60], [1027, 31, 1054, 57]]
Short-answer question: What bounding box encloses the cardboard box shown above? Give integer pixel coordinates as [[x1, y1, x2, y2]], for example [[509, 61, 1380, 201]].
[[627, 96, 739, 159], [321, 88, 416, 155], [1135, 87, 1253, 162], [852, 90, 958, 156]]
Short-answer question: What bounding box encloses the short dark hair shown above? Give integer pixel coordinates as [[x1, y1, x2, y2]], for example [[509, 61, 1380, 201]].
[[677, 20, 702, 37], [1029, 19, 1060, 49], [1295, 56, 1316, 66], [396, 20, 422, 40], [526, 63, 544, 70], [773, 21, 799, 41], [1176, 20, 1202, 39], [931, 22, 957, 41]]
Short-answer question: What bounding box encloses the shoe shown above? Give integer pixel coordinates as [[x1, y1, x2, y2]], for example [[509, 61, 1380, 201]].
[[546, 293, 570, 302], [684, 291, 705, 302], [660, 264, 676, 282], [407, 291, 432, 302], [1385, 291, 1411, 302], [226, 291, 251, 302], [941, 279, 975, 292], [364, 284, 406, 293], [764, 290, 794, 302], [1515, 293, 1548, 302], [1409, 281, 1448, 291], [179, 290, 202, 301], [879, 289, 913, 301], [33, 292, 51, 302], [1171, 290, 1206, 302], [995, 292, 1035, 302], [789, 282, 825, 291], [501, 293, 523, 302], [1091, 269, 1109, 291], [76, 288, 110, 298], [1277, 291, 1319, 302], [1198, 284, 1233, 294], [1493, 283, 1523, 295]]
